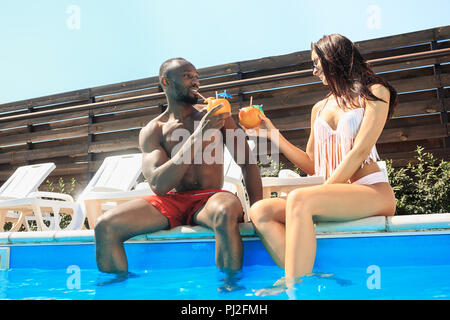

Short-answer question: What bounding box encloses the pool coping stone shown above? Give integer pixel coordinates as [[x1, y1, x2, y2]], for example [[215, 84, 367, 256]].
[[0, 213, 449, 244]]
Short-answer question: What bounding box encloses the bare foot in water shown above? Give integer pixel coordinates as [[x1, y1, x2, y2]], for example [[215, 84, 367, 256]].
[[254, 272, 352, 297], [254, 277, 293, 297], [217, 269, 245, 293], [96, 272, 139, 286]]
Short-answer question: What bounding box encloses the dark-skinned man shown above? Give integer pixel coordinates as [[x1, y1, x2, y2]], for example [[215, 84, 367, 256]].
[[94, 58, 263, 282]]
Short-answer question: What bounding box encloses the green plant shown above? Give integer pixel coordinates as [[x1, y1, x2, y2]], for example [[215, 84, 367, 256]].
[[28, 177, 78, 230], [5, 177, 78, 232], [257, 157, 285, 177], [386, 146, 450, 215], [46, 177, 76, 196]]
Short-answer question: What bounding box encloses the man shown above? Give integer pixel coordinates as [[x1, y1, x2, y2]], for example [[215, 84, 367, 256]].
[[94, 57, 262, 277]]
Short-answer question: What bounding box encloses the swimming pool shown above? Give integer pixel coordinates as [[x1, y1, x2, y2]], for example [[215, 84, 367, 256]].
[[1, 214, 450, 300]]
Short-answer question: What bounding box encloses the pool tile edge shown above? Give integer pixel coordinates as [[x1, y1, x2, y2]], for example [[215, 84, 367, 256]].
[[9, 231, 57, 244], [387, 213, 450, 231], [1, 213, 450, 244], [315, 216, 387, 233]]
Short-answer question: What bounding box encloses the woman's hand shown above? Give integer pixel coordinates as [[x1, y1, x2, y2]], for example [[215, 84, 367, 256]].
[[241, 114, 279, 140]]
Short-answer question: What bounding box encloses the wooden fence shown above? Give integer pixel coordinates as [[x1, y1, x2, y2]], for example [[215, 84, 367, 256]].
[[0, 25, 449, 196]]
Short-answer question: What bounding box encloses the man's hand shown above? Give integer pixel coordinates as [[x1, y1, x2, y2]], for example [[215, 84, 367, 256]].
[[198, 103, 231, 133]]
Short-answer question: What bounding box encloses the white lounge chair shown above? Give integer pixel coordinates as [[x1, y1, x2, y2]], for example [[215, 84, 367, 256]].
[[223, 146, 252, 220], [261, 161, 389, 199], [79, 153, 152, 229], [0, 163, 79, 232], [262, 174, 325, 198], [222, 141, 325, 218], [377, 161, 389, 181]]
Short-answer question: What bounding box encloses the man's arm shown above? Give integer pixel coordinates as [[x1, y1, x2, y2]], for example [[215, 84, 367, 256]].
[[141, 104, 229, 196], [223, 117, 263, 205], [139, 120, 199, 196]]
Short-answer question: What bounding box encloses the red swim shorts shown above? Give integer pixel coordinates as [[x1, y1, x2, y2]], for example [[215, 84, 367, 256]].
[[141, 189, 234, 229]]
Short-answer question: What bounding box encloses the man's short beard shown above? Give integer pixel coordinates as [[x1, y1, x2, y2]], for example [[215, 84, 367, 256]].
[[180, 94, 198, 104]]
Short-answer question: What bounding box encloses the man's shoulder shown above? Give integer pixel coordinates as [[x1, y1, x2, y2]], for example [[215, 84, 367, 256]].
[[139, 115, 164, 142]]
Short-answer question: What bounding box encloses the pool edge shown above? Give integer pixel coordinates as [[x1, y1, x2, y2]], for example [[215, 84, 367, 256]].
[[0, 213, 449, 245]]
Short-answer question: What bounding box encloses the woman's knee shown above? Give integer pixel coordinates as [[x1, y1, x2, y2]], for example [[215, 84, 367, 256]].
[[286, 189, 313, 220], [249, 199, 280, 226]]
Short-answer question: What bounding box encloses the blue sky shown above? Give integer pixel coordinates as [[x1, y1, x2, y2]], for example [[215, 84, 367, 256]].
[[0, 0, 449, 104]]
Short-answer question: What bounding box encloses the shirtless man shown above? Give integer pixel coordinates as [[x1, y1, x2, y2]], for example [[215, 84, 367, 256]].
[[94, 57, 263, 276]]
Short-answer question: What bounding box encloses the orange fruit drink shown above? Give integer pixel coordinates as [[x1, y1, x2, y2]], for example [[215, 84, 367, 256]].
[[238, 105, 264, 128], [205, 97, 231, 116]]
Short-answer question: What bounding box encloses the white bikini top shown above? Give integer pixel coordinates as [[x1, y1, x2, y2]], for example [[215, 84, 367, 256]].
[[313, 97, 380, 180]]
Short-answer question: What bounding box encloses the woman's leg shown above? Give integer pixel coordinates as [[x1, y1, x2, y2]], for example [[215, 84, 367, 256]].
[[249, 198, 287, 268], [284, 182, 395, 281]]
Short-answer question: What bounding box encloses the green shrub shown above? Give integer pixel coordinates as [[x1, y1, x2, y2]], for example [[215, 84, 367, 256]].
[[44, 177, 78, 230], [3, 177, 78, 231], [386, 146, 450, 215], [258, 157, 284, 177]]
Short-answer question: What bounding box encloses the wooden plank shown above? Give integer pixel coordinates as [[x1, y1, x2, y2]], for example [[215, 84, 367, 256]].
[[356, 26, 450, 53], [0, 110, 89, 130], [94, 87, 161, 103], [89, 115, 154, 134], [0, 89, 91, 114], [94, 74, 237, 103], [89, 77, 160, 98], [88, 135, 140, 153], [93, 105, 160, 123], [0, 125, 88, 147], [393, 98, 448, 117], [0, 143, 88, 165], [92, 101, 161, 117], [384, 114, 442, 129], [0, 111, 159, 147], [379, 124, 447, 143]]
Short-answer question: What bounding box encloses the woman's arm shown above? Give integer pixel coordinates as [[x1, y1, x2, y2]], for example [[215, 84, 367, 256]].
[[326, 84, 390, 184], [247, 100, 325, 176]]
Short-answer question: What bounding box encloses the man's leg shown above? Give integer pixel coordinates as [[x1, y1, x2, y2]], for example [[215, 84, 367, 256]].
[[193, 192, 244, 272], [94, 199, 169, 274]]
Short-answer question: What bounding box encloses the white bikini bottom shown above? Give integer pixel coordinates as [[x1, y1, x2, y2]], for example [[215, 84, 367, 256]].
[[352, 171, 389, 185]]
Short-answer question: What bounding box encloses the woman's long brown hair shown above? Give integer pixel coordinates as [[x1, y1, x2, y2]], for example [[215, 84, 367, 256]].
[[312, 34, 398, 120]]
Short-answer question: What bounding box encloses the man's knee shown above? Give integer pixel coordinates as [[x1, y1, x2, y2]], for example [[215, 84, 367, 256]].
[[94, 211, 122, 242], [210, 198, 242, 231]]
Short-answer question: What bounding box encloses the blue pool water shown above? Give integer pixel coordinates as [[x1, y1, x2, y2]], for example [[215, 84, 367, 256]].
[[1, 231, 450, 300]]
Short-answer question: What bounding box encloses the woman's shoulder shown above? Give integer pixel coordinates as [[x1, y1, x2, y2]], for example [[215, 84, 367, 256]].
[[368, 83, 390, 99], [311, 96, 330, 114]]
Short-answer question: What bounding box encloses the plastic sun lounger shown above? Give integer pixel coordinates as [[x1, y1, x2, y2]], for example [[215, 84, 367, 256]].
[[79, 153, 152, 229], [79, 149, 255, 229], [222, 141, 325, 219], [261, 161, 389, 199], [0, 163, 79, 232], [222, 146, 252, 220]]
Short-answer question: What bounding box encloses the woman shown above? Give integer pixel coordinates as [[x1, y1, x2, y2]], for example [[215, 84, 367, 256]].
[[247, 34, 398, 286]]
